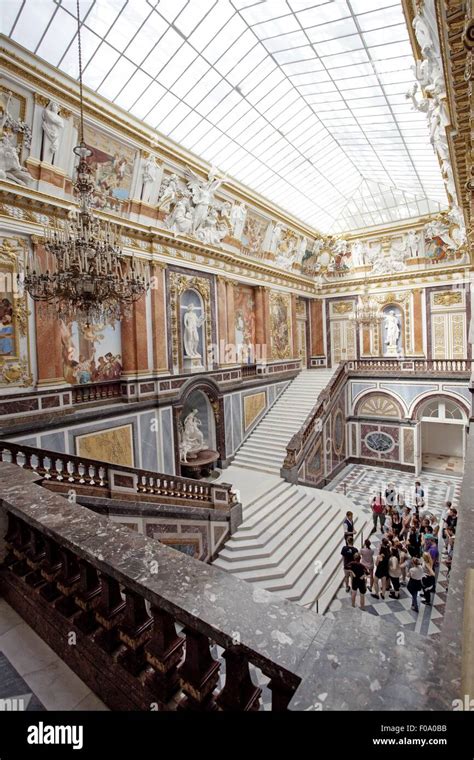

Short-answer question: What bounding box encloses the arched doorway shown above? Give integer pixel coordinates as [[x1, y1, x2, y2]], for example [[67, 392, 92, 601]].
[[417, 397, 468, 474]]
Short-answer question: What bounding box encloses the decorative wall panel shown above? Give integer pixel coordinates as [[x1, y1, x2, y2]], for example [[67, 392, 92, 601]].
[[270, 291, 292, 359], [75, 424, 134, 467], [243, 391, 266, 432]]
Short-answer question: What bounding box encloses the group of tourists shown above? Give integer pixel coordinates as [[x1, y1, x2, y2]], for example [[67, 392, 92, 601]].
[[341, 480, 457, 613]]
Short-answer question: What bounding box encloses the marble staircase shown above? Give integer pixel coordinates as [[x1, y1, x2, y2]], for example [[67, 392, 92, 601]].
[[232, 368, 335, 475], [214, 370, 372, 614]]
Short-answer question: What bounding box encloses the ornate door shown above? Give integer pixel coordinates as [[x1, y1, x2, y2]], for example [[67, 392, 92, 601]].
[[297, 319, 307, 366], [432, 312, 466, 359], [331, 319, 356, 366]]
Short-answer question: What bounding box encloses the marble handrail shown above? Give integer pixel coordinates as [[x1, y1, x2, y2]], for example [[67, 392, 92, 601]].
[[0, 463, 329, 711], [0, 440, 234, 508]]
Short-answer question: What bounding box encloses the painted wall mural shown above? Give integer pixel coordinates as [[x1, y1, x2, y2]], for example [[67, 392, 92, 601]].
[[60, 319, 122, 385], [0, 237, 31, 387], [234, 285, 256, 360], [75, 424, 134, 467], [83, 125, 136, 211], [270, 291, 292, 360]]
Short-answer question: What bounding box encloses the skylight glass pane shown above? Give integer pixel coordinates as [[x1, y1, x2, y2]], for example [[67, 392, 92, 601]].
[[2, 0, 448, 232], [36, 9, 77, 65], [1, 0, 24, 35]]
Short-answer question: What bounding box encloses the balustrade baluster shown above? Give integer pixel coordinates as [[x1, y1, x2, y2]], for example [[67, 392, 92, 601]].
[[39, 537, 63, 602], [1, 447, 12, 463], [11, 518, 32, 577], [215, 646, 261, 711], [3, 512, 21, 568], [178, 629, 220, 711], [88, 465, 96, 486], [66, 460, 76, 483], [73, 560, 102, 634], [267, 676, 298, 712], [98, 466, 106, 487], [43, 456, 52, 479], [54, 548, 81, 617], [140, 475, 147, 493], [78, 463, 86, 484], [54, 458, 64, 481], [24, 528, 47, 589], [117, 589, 153, 676], [94, 575, 126, 653], [144, 606, 185, 704]]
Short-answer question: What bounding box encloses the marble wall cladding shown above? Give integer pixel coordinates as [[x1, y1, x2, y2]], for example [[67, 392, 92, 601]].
[[232, 393, 242, 454], [139, 411, 159, 472], [39, 432, 66, 452], [7, 406, 174, 475], [224, 394, 232, 456], [223, 380, 290, 458], [359, 423, 400, 462], [160, 407, 175, 475], [403, 427, 415, 464]]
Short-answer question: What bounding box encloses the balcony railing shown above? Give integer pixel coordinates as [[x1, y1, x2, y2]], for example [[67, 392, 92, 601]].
[[0, 462, 327, 711], [0, 441, 235, 510], [347, 358, 472, 374], [72, 380, 123, 404]]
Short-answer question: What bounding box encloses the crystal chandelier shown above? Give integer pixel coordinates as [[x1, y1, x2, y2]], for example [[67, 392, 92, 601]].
[[350, 280, 382, 326], [23, 0, 149, 326]]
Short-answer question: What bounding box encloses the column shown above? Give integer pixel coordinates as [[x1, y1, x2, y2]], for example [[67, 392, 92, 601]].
[[121, 293, 149, 376], [216, 277, 227, 365], [291, 294, 298, 359], [150, 262, 168, 374], [33, 241, 63, 386], [225, 280, 235, 349], [309, 299, 324, 359], [412, 289, 425, 356], [263, 288, 272, 360]]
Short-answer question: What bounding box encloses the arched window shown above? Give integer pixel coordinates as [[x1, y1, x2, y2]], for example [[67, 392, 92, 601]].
[[419, 397, 467, 424]]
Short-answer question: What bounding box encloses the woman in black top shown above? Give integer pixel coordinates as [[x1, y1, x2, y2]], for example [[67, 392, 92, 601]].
[[391, 509, 402, 538], [372, 544, 390, 600], [348, 552, 367, 610]]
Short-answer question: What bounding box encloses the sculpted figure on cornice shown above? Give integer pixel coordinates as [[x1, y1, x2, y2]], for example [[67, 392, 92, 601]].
[[367, 241, 407, 276], [41, 100, 64, 164], [158, 173, 180, 211], [140, 155, 159, 204], [0, 134, 33, 186], [230, 201, 247, 238], [269, 222, 283, 253], [0, 90, 32, 150], [184, 165, 225, 233], [408, 9, 460, 214]]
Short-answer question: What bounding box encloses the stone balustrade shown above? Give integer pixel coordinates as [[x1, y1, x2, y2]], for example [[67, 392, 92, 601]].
[[0, 463, 324, 711], [0, 462, 457, 711], [347, 358, 472, 374], [0, 441, 235, 510]]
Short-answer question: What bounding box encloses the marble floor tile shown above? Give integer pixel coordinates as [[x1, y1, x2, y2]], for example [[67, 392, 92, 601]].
[[22, 659, 93, 711], [0, 598, 23, 636], [0, 622, 58, 677]]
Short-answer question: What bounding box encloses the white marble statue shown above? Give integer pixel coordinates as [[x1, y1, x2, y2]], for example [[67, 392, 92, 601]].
[[295, 236, 307, 266], [424, 219, 457, 250], [269, 222, 283, 253], [448, 206, 467, 247], [405, 230, 421, 258], [183, 303, 205, 358], [230, 201, 247, 237], [184, 165, 225, 234], [0, 134, 33, 186], [367, 241, 407, 276], [180, 409, 206, 461], [41, 100, 64, 164], [413, 12, 434, 56], [196, 206, 227, 245], [384, 310, 400, 352], [351, 240, 367, 268], [166, 196, 193, 235], [158, 173, 180, 211], [141, 155, 158, 204]]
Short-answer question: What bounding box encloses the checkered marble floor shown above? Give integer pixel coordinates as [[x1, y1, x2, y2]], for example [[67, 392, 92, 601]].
[[324, 464, 460, 638]]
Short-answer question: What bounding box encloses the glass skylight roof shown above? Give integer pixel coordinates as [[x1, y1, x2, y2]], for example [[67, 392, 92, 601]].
[[2, 0, 449, 232]]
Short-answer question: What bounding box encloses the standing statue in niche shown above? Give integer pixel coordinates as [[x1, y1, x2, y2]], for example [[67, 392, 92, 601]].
[[41, 100, 64, 164], [140, 155, 158, 204], [384, 310, 401, 355], [183, 303, 206, 358], [179, 409, 207, 462]]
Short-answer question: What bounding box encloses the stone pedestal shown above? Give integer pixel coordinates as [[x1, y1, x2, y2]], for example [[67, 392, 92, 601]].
[[183, 356, 205, 373], [180, 449, 219, 479]]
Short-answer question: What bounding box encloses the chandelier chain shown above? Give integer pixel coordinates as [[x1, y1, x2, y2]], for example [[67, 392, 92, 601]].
[[76, 0, 85, 143]]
